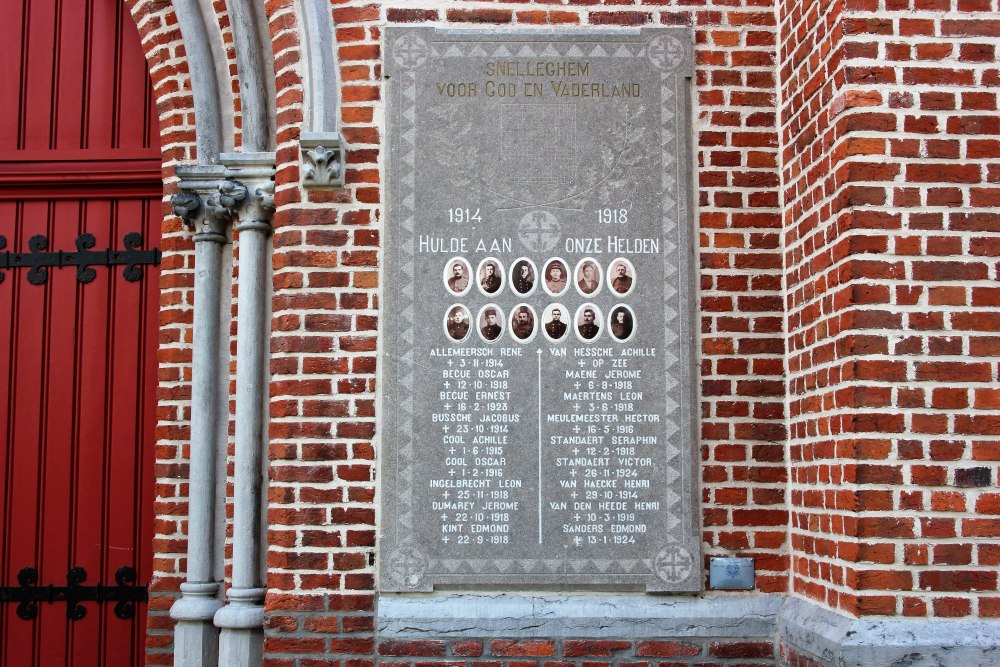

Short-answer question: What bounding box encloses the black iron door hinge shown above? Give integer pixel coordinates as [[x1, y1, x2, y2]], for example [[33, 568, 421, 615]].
[[0, 232, 161, 285], [0, 566, 148, 620]]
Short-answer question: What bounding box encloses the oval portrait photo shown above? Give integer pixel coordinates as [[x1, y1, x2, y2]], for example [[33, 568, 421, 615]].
[[444, 304, 472, 342], [478, 257, 503, 295], [443, 257, 472, 296], [575, 303, 603, 342], [608, 258, 635, 296], [510, 304, 537, 343], [542, 304, 569, 342], [478, 305, 504, 343], [575, 258, 602, 296], [542, 258, 569, 296], [609, 305, 636, 342], [510, 258, 537, 296]]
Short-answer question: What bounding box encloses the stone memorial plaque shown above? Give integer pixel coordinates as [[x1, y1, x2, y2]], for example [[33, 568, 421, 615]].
[[380, 27, 699, 592]]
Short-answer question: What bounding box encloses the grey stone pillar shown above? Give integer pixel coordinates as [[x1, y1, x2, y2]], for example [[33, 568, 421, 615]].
[[169, 168, 239, 667], [214, 154, 275, 666]]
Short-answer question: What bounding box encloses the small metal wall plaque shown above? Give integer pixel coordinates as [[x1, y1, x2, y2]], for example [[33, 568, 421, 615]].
[[381, 27, 699, 592], [709, 557, 755, 590]]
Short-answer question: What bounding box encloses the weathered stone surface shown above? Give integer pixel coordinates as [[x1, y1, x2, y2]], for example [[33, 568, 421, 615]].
[[778, 597, 1000, 667], [378, 593, 782, 638], [381, 27, 699, 592]]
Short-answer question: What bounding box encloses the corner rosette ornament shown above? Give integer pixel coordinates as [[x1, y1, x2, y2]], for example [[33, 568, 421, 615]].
[[303, 146, 342, 187], [651, 545, 694, 584], [170, 190, 203, 226], [646, 34, 686, 72], [386, 544, 428, 590], [392, 33, 428, 69]]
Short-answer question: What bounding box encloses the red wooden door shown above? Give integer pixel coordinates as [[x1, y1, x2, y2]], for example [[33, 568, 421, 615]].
[[0, 0, 160, 664]]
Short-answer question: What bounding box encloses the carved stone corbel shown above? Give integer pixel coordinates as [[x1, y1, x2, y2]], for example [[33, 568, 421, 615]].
[[300, 131, 344, 188]]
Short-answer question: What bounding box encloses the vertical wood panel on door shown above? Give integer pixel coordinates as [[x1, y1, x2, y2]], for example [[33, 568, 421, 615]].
[[0, 0, 161, 664]]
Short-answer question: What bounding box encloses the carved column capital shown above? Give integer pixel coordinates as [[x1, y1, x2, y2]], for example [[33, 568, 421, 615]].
[[230, 179, 275, 234], [218, 152, 276, 233], [170, 180, 240, 244]]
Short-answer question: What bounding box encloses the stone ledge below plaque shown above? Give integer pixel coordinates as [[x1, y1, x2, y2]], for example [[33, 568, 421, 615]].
[[377, 593, 782, 638], [777, 596, 1000, 667]]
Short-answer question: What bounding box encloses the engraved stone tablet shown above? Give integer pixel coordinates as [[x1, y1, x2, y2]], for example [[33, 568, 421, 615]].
[[381, 27, 699, 592]]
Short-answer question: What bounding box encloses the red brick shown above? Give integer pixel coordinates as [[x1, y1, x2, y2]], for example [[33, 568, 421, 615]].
[[708, 641, 773, 659], [564, 641, 632, 658], [379, 641, 446, 657], [489, 641, 556, 657], [635, 642, 699, 658]]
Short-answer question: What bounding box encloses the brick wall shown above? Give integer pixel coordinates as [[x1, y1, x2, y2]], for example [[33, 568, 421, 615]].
[[126, 0, 251, 661], [263, 1, 786, 666], [125, 0, 1000, 665], [126, 1, 198, 663], [779, 0, 1000, 618]]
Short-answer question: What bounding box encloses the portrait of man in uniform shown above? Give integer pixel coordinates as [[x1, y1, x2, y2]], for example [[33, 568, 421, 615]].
[[610, 260, 634, 295], [544, 306, 567, 340], [577, 306, 601, 340], [512, 259, 535, 295], [610, 306, 634, 341], [480, 306, 503, 341], [479, 259, 502, 294], [446, 305, 471, 341], [445, 258, 471, 295], [576, 260, 601, 295], [511, 305, 535, 340], [544, 259, 568, 295]]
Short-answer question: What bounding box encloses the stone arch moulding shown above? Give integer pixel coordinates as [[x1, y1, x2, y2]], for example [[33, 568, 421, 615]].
[[171, 0, 233, 162], [225, 0, 277, 153], [298, 0, 344, 188]]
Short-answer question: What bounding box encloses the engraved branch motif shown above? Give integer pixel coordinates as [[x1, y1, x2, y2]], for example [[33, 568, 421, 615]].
[[486, 108, 647, 212], [425, 105, 482, 194]]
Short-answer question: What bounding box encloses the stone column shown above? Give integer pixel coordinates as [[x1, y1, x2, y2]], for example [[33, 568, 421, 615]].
[[169, 168, 239, 667], [214, 154, 275, 666]]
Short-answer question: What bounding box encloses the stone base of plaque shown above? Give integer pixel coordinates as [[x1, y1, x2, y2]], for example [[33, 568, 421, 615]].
[[777, 596, 1000, 667], [378, 592, 782, 638], [379, 593, 1000, 666]]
